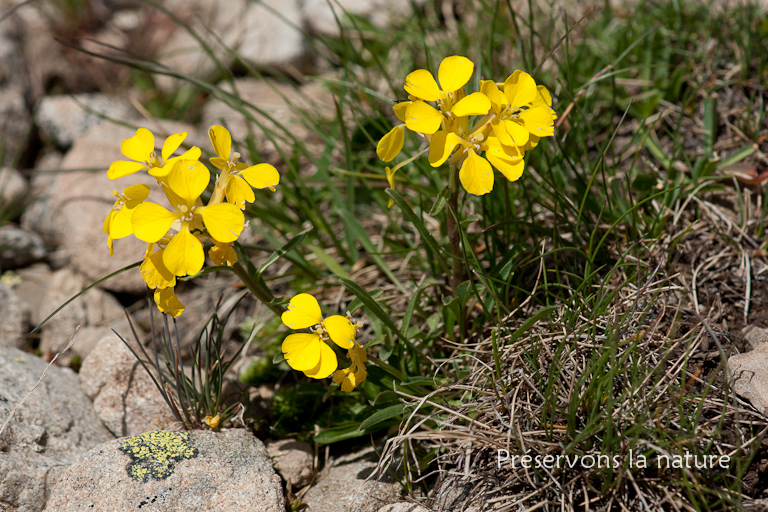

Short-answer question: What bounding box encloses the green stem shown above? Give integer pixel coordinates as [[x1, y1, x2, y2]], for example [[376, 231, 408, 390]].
[[446, 162, 463, 292], [231, 262, 284, 317]]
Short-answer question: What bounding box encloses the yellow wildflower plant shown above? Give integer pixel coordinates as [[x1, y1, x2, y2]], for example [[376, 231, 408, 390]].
[[107, 128, 201, 179], [377, 55, 556, 196], [131, 159, 245, 277], [280, 293, 359, 381]]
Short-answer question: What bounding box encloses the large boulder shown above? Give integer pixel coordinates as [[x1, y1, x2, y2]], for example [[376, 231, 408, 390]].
[[44, 429, 284, 511]]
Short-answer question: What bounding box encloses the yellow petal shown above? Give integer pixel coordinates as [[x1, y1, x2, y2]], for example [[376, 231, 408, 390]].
[[376, 125, 405, 162], [241, 163, 279, 190], [322, 315, 355, 349], [281, 293, 322, 329], [121, 128, 154, 162], [333, 367, 353, 390], [480, 80, 506, 112], [303, 341, 337, 379], [107, 160, 146, 180], [149, 160, 175, 178], [163, 226, 204, 276], [504, 119, 530, 147], [132, 203, 178, 243], [109, 209, 135, 239], [161, 132, 187, 162], [450, 92, 491, 117], [392, 101, 411, 122], [428, 131, 463, 167], [123, 184, 151, 208], [405, 101, 443, 135], [519, 106, 555, 137], [168, 160, 210, 205], [522, 134, 540, 151], [385, 166, 396, 208], [225, 175, 256, 208], [459, 150, 494, 195], [208, 125, 232, 160], [404, 69, 441, 102], [208, 242, 238, 267], [197, 202, 244, 243], [503, 70, 537, 107], [533, 85, 553, 108], [179, 147, 202, 161], [282, 333, 321, 371], [437, 55, 474, 93], [103, 210, 115, 235], [141, 248, 176, 289], [485, 138, 525, 182], [154, 287, 184, 317]]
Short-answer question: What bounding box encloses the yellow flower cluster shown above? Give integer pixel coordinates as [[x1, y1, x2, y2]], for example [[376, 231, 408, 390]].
[[377, 55, 556, 197], [281, 293, 367, 392], [103, 126, 279, 316]]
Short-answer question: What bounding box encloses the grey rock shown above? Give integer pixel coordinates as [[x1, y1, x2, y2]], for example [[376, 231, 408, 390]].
[[0, 86, 32, 167], [0, 225, 46, 270], [156, 0, 304, 92], [12, 263, 54, 327], [743, 326, 768, 350], [43, 429, 284, 511], [79, 334, 178, 437], [303, 447, 401, 512], [0, 283, 30, 349], [0, 344, 112, 512], [267, 438, 314, 488], [34, 94, 139, 149], [0, 167, 28, 207], [728, 349, 768, 415], [302, 0, 423, 37], [38, 268, 127, 363]]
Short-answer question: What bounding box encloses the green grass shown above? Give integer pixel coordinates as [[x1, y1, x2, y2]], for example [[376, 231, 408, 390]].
[[65, 0, 768, 508]]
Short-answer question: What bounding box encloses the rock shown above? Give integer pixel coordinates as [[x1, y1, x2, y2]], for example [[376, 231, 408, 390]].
[[743, 326, 768, 350], [156, 0, 304, 92], [0, 224, 47, 270], [38, 267, 128, 363], [43, 429, 284, 511], [0, 167, 28, 206], [377, 504, 430, 512], [0, 344, 113, 512], [21, 121, 201, 294], [12, 263, 54, 326], [266, 438, 313, 488], [302, 0, 421, 37], [303, 447, 401, 512], [728, 349, 768, 415], [79, 333, 178, 437], [0, 283, 30, 349], [201, 77, 334, 162], [0, 86, 32, 167], [34, 93, 139, 149]]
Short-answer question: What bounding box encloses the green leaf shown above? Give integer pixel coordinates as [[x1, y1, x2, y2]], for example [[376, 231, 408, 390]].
[[256, 227, 312, 275], [314, 419, 396, 444], [348, 289, 383, 313], [386, 189, 449, 274], [358, 402, 406, 432], [339, 278, 400, 335], [307, 243, 351, 280], [429, 187, 450, 216]]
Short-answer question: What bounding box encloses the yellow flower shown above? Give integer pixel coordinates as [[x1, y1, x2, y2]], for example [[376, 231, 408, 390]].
[[333, 342, 368, 393], [154, 287, 185, 317], [107, 128, 201, 179], [103, 184, 150, 256], [481, 71, 556, 149], [140, 244, 176, 289], [376, 102, 411, 162], [280, 293, 356, 379], [131, 159, 245, 276], [208, 125, 280, 209], [208, 240, 238, 267], [403, 56, 490, 135]]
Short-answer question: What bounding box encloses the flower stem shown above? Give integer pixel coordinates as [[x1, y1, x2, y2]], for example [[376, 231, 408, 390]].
[[231, 262, 284, 317], [446, 162, 463, 292]]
